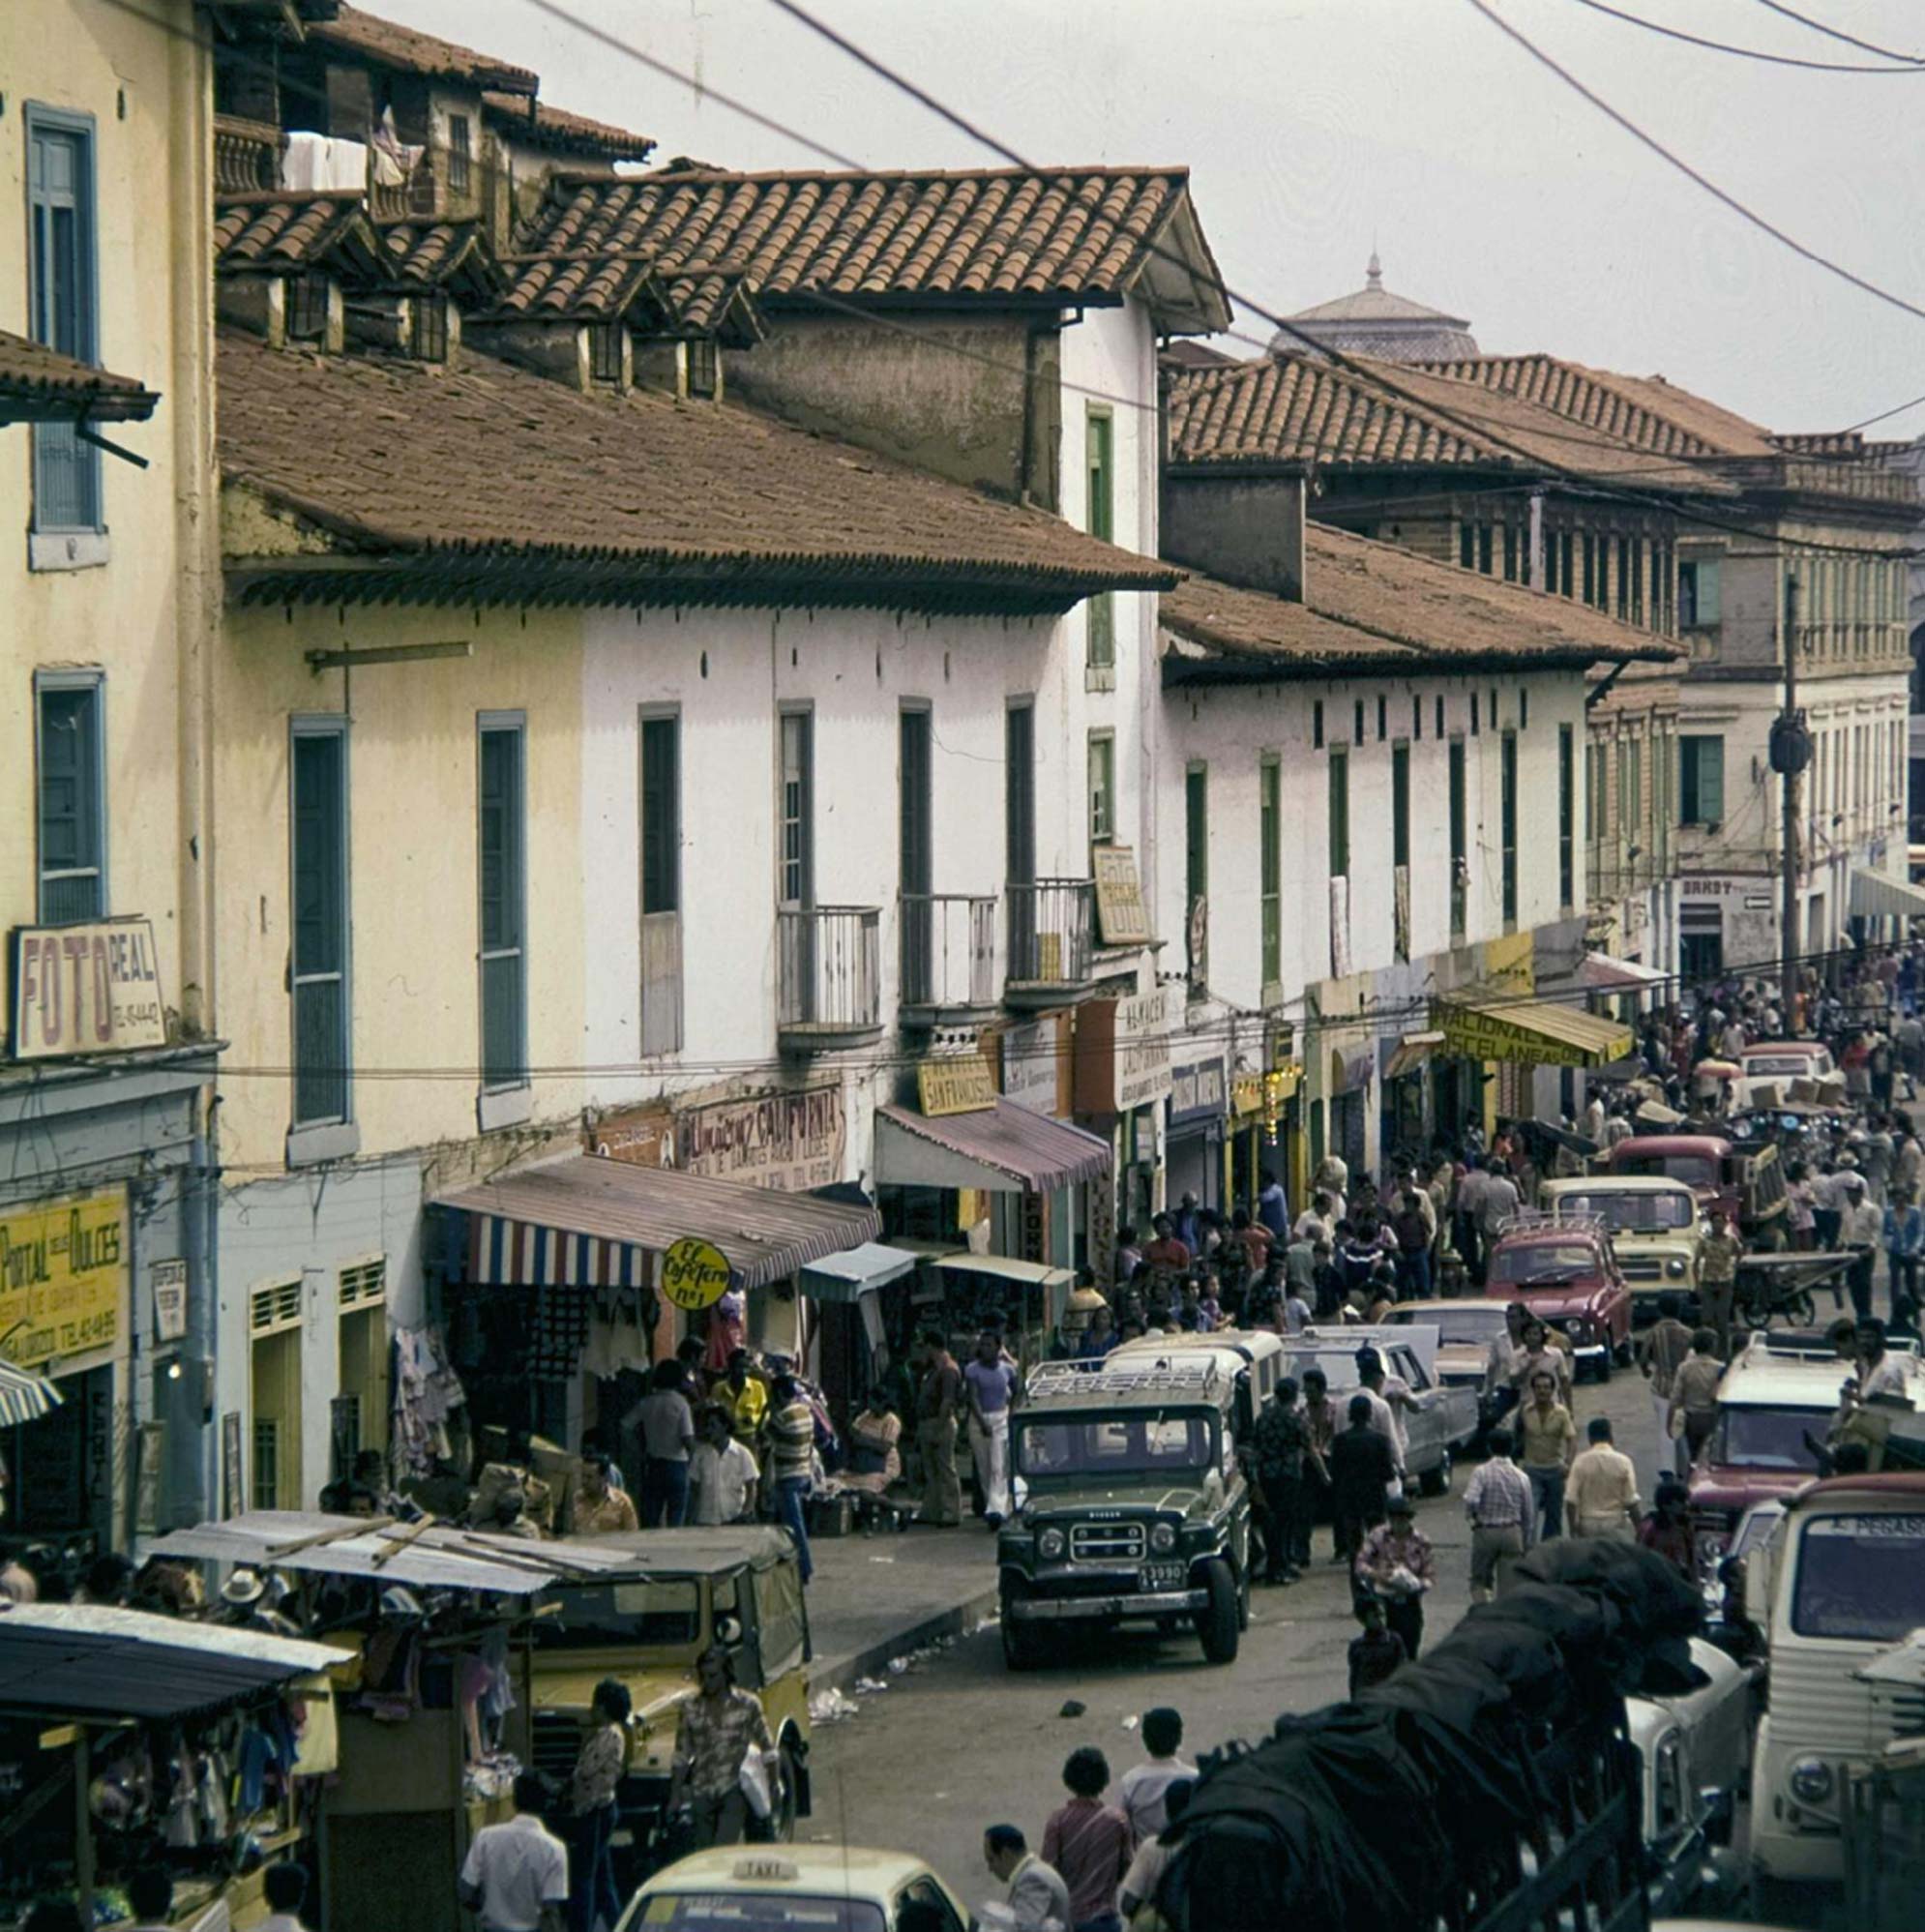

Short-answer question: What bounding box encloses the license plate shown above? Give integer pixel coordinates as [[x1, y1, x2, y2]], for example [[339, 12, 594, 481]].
[[1140, 1562, 1186, 1589]]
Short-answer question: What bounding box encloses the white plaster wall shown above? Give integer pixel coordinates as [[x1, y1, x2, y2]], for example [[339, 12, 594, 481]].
[[1156, 666, 1591, 1012]]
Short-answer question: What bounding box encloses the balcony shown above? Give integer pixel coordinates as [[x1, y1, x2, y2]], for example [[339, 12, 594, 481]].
[[1004, 878, 1095, 1010], [778, 906, 882, 1052], [215, 114, 283, 193], [900, 893, 997, 1028]]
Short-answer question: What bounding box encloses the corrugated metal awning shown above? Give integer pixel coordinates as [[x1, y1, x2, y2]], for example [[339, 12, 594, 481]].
[[0, 1604, 342, 1720], [0, 1360, 61, 1428], [1579, 951, 1670, 991], [434, 1154, 879, 1292], [874, 1098, 1111, 1193], [1383, 1031, 1445, 1081], [143, 1511, 641, 1595], [1430, 995, 1633, 1069], [1851, 867, 1925, 922], [799, 1242, 921, 1306]]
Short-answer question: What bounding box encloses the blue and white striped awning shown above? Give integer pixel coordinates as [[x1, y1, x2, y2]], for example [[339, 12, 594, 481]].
[[0, 1360, 63, 1429]]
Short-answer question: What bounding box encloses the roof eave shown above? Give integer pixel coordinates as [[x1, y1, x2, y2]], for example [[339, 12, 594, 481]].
[[0, 383, 161, 426], [1160, 639, 1605, 686]]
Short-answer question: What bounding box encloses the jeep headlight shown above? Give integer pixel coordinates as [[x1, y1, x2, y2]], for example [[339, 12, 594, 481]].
[[1667, 1258, 1686, 1277], [1149, 1521, 1178, 1555], [1038, 1528, 1066, 1560], [1789, 1758, 1833, 1803]]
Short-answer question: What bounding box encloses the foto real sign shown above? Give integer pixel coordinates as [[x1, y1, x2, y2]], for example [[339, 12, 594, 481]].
[[12, 919, 165, 1058]]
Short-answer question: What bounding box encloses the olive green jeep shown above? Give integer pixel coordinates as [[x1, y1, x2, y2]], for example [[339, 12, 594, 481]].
[[995, 1357, 1250, 1671]]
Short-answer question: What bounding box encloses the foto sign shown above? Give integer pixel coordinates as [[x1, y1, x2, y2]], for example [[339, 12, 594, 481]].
[[13, 919, 165, 1058], [661, 1235, 732, 1312]]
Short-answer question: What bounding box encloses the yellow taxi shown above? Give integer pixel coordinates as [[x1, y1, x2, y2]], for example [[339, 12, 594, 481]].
[[618, 1846, 970, 1930]]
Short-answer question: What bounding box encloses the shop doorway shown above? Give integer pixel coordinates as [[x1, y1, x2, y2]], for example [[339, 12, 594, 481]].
[[249, 1278, 305, 1510], [337, 1263, 389, 1471], [3, 1363, 113, 1550]]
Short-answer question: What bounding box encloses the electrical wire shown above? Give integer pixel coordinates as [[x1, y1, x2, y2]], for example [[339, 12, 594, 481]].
[[1562, 0, 1925, 71], [1464, 0, 1925, 329], [1747, 0, 1925, 65]]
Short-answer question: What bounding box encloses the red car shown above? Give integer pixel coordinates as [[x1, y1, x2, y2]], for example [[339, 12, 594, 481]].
[[1483, 1224, 1633, 1382]]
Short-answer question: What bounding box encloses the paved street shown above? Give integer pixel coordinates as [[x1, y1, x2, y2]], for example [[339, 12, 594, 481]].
[[806, 1352, 1674, 1906]]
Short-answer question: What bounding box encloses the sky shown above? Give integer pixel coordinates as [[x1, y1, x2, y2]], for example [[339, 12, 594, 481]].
[[390, 0, 1925, 439]]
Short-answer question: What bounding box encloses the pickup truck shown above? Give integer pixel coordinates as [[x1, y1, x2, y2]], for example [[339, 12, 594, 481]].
[[1280, 1324, 1481, 1494], [1604, 1134, 1789, 1248]]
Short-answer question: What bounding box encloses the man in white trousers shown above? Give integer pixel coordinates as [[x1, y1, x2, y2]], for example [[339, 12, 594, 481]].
[[963, 1327, 1020, 1528]]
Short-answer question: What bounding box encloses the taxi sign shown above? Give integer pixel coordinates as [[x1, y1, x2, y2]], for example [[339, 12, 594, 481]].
[[661, 1235, 732, 1311]]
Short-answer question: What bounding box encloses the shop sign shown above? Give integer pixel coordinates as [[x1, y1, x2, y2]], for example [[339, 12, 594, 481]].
[[222, 1410, 244, 1519], [678, 1085, 845, 1191], [1743, 892, 1773, 910], [11, 918, 166, 1059], [151, 1258, 188, 1343], [1681, 877, 1738, 898], [1092, 847, 1152, 947], [917, 1054, 997, 1117], [661, 1235, 733, 1312], [1230, 1074, 1265, 1121], [589, 1105, 675, 1168], [1432, 1002, 1597, 1069], [1000, 1017, 1066, 1116], [1169, 1055, 1227, 1126], [1074, 988, 1173, 1115], [0, 1188, 127, 1370]]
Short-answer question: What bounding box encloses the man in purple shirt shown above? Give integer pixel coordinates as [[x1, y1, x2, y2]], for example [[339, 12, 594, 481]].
[[963, 1329, 1020, 1527]]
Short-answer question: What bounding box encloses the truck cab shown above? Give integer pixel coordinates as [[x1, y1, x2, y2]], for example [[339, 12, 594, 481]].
[[998, 1356, 1250, 1670], [1747, 1474, 1925, 1908], [1540, 1174, 1704, 1318], [533, 1529, 813, 1868], [1605, 1133, 1788, 1247], [1106, 1327, 1288, 1441]]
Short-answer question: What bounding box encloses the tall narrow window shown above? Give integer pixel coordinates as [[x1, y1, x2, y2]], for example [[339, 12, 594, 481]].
[[1679, 734, 1725, 825], [1327, 746, 1349, 880], [1259, 756, 1281, 995], [1006, 702, 1035, 888], [685, 338, 719, 400], [27, 110, 102, 541], [411, 294, 449, 364], [1616, 536, 1631, 619], [1502, 524, 1518, 582], [478, 717, 526, 1091], [1087, 731, 1115, 846], [36, 675, 104, 923], [1392, 741, 1410, 962], [1448, 738, 1466, 940], [900, 708, 933, 1009], [1500, 733, 1519, 927], [1185, 763, 1208, 983], [1557, 723, 1575, 911], [588, 321, 624, 385], [1559, 529, 1574, 598], [1354, 699, 1366, 746], [290, 722, 350, 1129], [447, 112, 471, 193], [779, 711, 814, 907], [639, 713, 682, 1055], [1085, 408, 1114, 674], [1459, 522, 1474, 570]]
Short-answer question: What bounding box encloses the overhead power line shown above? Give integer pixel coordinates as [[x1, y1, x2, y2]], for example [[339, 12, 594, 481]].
[[1465, 0, 1925, 329], [1565, 0, 1925, 70], [1748, 0, 1925, 65]]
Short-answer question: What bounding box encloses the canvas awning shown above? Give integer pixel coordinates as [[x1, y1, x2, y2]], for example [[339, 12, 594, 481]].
[[433, 1154, 879, 1292], [1383, 1030, 1446, 1080], [0, 1604, 342, 1720], [1579, 951, 1671, 992], [1430, 995, 1634, 1069], [0, 1360, 62, 1428], [799, 1242, 921, 1305], [874, 1098, 1110, 1194], [144, 1511, 641, 1595], [1851, 867, 1925, 922]]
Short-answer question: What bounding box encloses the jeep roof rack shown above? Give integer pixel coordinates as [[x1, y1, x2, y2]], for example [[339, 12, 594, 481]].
[[1497, 1207, 1609, 1237], [1027, 1357, 1227, 1402]]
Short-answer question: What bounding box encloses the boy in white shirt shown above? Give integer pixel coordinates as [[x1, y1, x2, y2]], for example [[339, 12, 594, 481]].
[[689, 1406, 759, 1526]]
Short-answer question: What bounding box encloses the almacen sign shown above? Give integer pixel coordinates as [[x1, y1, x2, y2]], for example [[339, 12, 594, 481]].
[[12, 919, 166, 1059]]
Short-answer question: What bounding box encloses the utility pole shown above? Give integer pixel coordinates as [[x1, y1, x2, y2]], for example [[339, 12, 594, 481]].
[[1776, 572, 1804, 1025]]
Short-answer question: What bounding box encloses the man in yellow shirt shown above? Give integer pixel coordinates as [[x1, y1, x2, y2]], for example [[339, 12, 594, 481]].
[[1518, 1370, 1577, 1540], [711, 1349, 767, 1444], [1566, 1416, 1640, 1540]]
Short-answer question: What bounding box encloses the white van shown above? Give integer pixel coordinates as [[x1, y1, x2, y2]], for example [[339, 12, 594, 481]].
[[1746, 1473, 1925, 1912]]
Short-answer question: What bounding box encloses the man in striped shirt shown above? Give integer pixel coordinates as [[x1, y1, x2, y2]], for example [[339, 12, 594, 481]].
[[1041, 1745, 1133, 1932], [767, 1375, 816, 1585], [1463, 1427, 1534, 1603]]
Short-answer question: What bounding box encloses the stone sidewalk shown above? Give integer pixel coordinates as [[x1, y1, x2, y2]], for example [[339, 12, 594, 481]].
[[805, 1518, 1002, 1696]]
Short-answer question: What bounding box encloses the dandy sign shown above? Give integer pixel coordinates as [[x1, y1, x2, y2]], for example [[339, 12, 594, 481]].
[[12, 919, 165, 1058]]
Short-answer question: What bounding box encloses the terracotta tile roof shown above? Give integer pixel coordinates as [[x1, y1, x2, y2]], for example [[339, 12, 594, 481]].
[[655, 272, 765, 345], [215, 193, 386, 281], [216, 328, 1179, 613], [0, 329, 158, 424], [1166, 351, 1733, 493], [502, 164, 1230, 330], [1161, 523, 1683, 681], [481, 90, 656, 163], [1415, 353, 1779, 461], [310, 4, 537, 94], [380, 220, 505, 302], [1160, 341, 1238, 371]]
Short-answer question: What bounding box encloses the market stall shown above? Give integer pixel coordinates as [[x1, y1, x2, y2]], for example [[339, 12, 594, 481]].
[[141, 1512, 637, 1932], [0, 1603, 341, 1931]]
